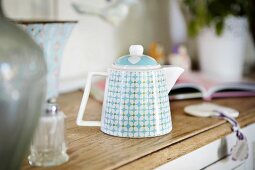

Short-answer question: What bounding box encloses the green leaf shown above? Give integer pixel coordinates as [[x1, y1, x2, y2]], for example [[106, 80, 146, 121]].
[[182, 0, 248, 37], [188, 20, 198, 37], [215, 20, 224, 35]]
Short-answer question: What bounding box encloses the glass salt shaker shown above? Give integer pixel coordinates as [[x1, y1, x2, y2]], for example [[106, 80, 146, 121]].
[[28, 103, 69, 167]]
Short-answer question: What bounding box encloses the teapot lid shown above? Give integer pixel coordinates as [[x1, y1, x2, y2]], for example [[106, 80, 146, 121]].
[[114, 45, 160, 69]]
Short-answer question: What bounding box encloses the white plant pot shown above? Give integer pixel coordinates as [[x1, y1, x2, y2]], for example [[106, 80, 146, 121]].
[[197, 16, 248, 80]]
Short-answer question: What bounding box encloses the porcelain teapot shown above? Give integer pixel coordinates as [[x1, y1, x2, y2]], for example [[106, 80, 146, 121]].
[[77, 45, 184, 138]]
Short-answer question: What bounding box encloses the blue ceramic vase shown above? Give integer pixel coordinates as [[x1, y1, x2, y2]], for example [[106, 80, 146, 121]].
[[17, 21, 76, 100]]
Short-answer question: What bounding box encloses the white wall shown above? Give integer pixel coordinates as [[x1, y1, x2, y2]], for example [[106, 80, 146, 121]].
[[4, 0, 254, 93], [56, 0, 171, 92], [3, 0, 171, 92], [3, 0, 56, 19]]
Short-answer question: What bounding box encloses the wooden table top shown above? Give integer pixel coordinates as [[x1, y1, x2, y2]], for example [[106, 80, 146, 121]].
[[22, 91, 255, 170]]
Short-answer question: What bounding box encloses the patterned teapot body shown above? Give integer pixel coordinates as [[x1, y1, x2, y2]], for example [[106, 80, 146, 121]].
[[77, 45, 184, 138]]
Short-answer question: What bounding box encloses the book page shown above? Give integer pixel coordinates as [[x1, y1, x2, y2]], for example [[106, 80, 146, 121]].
[[173, 72, 255, 100], [174, 72, 221, 91]]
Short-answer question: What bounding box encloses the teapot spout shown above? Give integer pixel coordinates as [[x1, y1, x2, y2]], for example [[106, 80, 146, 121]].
[[163, 66, 184, 93]]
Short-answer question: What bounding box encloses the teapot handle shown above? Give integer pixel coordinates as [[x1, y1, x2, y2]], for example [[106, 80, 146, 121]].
[[76, 72, 108, 126]]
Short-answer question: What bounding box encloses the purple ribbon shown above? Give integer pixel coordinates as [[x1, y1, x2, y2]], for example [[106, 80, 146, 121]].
[[213, 110, 244, 140]]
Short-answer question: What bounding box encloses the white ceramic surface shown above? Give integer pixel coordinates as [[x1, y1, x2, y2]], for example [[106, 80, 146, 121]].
[[198, 16, 248, 80]]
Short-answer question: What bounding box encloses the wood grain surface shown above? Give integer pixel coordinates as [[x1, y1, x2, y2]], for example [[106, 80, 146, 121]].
[[21, 91, 255, 170]]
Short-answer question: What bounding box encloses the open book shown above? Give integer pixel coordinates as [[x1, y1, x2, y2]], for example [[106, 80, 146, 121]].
[[170, 72, 255, 100]]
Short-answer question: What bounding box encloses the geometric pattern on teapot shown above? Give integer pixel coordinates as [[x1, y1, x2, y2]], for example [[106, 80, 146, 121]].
[[101, 69, 172, 138]]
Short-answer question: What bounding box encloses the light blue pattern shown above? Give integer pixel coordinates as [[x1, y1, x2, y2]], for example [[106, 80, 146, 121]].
[[101, 69, 171, 137], [115, 55, 158, 66], [19, 23, 76, 99]]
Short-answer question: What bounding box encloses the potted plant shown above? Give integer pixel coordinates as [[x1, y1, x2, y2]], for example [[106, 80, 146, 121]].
[[183, 0, 249, 79]]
